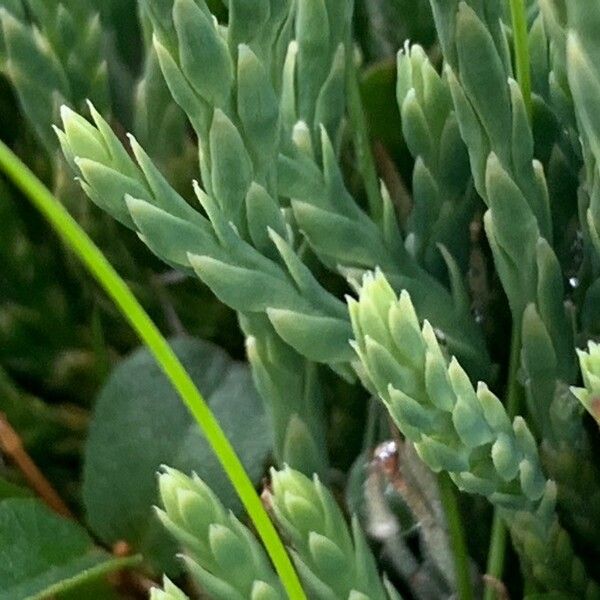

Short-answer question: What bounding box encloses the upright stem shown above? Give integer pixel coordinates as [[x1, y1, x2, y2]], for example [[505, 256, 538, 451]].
[[509, 0, 532, 117], [346, 50, 384, 222], [0, 141, 306, 600], [484, 514, 508, 600], [484, 322, 522, 600], [485, 4, 531, 589], [438, 473, 474, 600]]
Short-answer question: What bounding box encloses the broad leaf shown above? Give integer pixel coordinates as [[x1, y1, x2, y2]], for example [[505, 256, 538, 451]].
[[0, 498, 138, 600], [83, 337, 272, 572], [0, 477, 31, 500]]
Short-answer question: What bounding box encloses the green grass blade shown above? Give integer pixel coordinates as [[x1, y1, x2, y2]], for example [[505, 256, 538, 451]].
[[0, 140, 306, 600], [509, 0, 532, 116], [438, 473, 474, 600]]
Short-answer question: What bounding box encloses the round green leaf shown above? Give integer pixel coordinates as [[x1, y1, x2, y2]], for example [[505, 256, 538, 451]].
[[83, 337, 272, 573]]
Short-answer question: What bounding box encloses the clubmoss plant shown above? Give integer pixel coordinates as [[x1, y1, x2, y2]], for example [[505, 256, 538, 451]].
[[2, 0, 600, 599], [152, 467, 401, 600], [349, 271, 596, 597], [573, 341, 600, 426], [155, 467, 286, 600]]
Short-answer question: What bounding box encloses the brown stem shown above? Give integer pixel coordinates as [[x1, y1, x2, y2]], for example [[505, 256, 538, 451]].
[[110, 541, 157, 597], [372, 141, 413, 228], [0, 412, 73, 519]]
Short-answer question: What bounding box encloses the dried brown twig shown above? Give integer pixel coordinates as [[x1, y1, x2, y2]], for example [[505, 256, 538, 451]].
[[0, 412, 73, 518]]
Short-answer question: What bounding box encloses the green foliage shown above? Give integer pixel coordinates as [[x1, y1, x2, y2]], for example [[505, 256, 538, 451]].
[[153, 467, 400, 600], [573, 341, 600, 425], [56, 0, 353, 477], [3, 0, 600, 598], [243, 317, 329, 476], [349, 271, 597, 597], [83, 337, 271, 572], [151, 577, 190, 600], [0, 498, 139, 600], [0, 1, 110, 152], [269, 467, 399, 600], [567, 2, 600, 263], [0, 477, 31, 500], [396, 42, 474, 276], [155, 467, 285, 600], [424, 0, 600, 565]]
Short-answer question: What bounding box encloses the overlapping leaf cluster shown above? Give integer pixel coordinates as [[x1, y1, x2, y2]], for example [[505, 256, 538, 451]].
[[350, 272, 597, 597], [56, 0, 494, 478], [57, 0, 355, 478], [152, 467, 401, 600], [16, 0, 600, 597]]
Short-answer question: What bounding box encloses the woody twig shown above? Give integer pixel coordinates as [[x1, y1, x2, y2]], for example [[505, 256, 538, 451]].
[[0, 412, 73, 519]]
